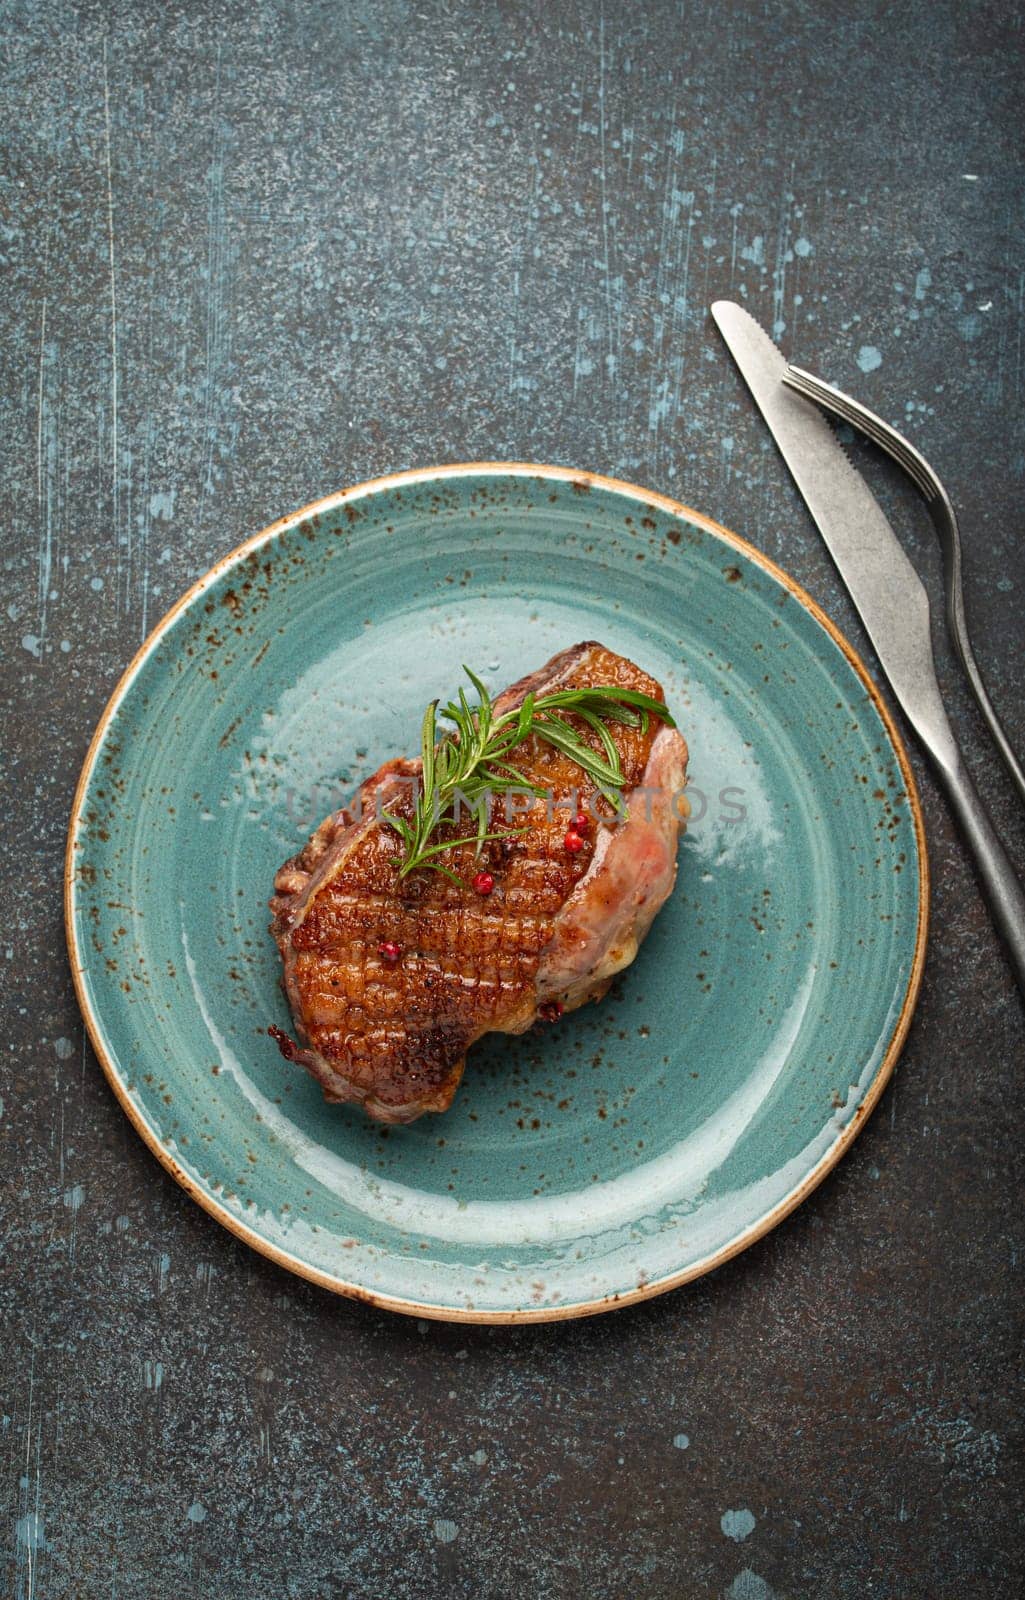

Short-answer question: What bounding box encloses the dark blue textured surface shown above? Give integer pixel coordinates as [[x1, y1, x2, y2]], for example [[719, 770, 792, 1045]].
[[1, 1, 1023, 1595]]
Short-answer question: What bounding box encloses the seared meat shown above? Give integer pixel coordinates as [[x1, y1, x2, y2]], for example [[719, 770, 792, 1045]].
[[269, 642, 688, 1122]]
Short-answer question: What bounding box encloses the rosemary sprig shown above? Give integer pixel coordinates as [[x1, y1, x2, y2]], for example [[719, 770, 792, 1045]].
[[382, 665, 675, 881]]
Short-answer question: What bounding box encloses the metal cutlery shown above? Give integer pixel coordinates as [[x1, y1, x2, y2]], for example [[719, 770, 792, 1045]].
[[783, 362, 1025, 809], [710, 299, 1025, 994]]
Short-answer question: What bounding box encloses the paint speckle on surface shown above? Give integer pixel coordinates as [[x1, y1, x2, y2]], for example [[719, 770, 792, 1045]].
[[741, 235, 766, 268], [433, 1518, 458, 1544], [722, 1508, 757, 1541], [15, 1512, 47, 1551], [727, 1571, 775, 1600], [856, 345, 883, 373], [187, 1501, 207, 1524], [149, 489, 177, 521], [893, 1405, 1003, 1477]]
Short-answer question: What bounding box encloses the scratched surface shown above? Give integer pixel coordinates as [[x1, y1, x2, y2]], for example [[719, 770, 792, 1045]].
[[2, 1, 1024, 1595]]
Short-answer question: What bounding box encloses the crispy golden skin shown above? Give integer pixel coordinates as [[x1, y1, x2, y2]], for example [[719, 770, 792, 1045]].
[[269, 642, 688, 1121]]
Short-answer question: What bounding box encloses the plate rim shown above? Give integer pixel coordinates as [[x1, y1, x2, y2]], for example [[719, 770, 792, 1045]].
[[64, 460, 929, 1323]]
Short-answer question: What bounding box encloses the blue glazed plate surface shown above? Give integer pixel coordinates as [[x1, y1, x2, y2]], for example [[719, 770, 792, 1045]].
[[66, 465, 927, 1321]]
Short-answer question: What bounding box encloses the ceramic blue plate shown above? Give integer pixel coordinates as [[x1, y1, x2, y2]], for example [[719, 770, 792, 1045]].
[[66, 465, 927, 1322]]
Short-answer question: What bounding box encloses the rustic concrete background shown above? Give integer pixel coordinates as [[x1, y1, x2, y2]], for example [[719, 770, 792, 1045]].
[[2, 1, 1023, 1595]]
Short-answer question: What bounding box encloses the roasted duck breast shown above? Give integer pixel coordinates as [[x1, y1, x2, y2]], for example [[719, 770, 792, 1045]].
[[269, 642, 688, 1122]]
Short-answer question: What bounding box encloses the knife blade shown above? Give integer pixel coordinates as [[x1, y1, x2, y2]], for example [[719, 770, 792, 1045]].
[[711, 298, 1025, 995], [710, 299, 954, 762]]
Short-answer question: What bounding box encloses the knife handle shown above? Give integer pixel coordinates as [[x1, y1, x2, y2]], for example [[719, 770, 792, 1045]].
[[933, 751, 1025, 996]]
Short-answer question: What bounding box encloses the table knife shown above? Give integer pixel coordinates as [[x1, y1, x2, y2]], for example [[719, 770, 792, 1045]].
[[711, 298, 1025, 994]]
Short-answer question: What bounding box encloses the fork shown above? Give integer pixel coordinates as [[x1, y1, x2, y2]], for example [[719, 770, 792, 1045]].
[[783, 363, 1025, 809]]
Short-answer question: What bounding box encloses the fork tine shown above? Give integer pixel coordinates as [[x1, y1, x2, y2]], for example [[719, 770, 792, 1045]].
[[785, 367, 937, 497], [854, 416, 937, 500], [782, 361, 1025, 810]]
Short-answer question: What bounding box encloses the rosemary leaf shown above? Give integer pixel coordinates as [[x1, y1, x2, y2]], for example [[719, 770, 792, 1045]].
[[380, 664, 672, 879]]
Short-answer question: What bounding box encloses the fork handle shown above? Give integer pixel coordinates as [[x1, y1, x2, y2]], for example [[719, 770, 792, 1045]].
[[933, 750, 1025, 995], [943, 569, 1025, 809]]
